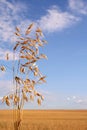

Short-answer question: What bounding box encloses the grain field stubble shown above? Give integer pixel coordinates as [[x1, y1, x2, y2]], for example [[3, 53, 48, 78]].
[[0, 110, 87, 130]]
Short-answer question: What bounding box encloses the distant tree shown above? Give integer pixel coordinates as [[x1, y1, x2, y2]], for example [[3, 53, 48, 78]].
[[1, 23, 47, 130]]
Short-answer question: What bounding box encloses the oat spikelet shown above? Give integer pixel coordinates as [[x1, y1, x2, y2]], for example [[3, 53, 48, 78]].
[[16, 27, 20, 32], [25, 30, 31, 35], [6, 53, 9, 60], [42, 40, 48, 44], [15, 32, 21, 36], [20, 67, 25, 73], [6, 99, 10, 106], [22, 91, 28, 102], [9, 94, 13, 99], [34, 90, 37, 96], [14, 95, 20, 105], [30, 95, 34, 101], [0, 66, 6, 71], [40, 54, 48, 59], [28, 90, 32, 93], [24, 86, 29, 93], [37, 98, 41, 105], [41, 95, 44, 100], [24, 79, 30, 85], [2, 96, 7, 102], [36, 92, 41, 96], [38, 43, 43, 47], [28, 23, 34, 30], [36, 27, 43, 36], [22, 40, 29, 44], [20, 37, 25, 40], [31, 80, 36, 86], [34, 71, 38, 76], [25, 23, 34, 35], [38, 76, 46, 83], [15, 76, 22, 84], [13, 43, 20, 50]]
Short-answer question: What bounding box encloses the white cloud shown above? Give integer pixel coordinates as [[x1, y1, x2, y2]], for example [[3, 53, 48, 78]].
[[0, 0, 28, 43], [72, 96, 76, 99], [0, 0, 80, 43], [38, 6, 80, 32], [76, 99, 83, 103], [67, 96, 77, 101], [0, 0, 82, 47], [69, 0, 87, 15], [67, 96, 87, 105], [67, 97, 71, 101], [0, 1, 81, 61]]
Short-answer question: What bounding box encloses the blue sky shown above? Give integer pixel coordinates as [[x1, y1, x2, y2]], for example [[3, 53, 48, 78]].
[[0, 0, 87, 109]]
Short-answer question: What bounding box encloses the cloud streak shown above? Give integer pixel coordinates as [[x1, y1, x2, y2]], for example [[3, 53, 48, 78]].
[[0, 0, 85, 62], [0, 0, 28, 44], [0, 1, 80, 45], [38, 6, 80, 32], [69, 0, 87, 15], [67, 96, 87, 105]]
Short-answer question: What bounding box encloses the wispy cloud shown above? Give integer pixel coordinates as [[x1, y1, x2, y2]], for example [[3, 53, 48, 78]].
[[38, 6, 80, 32], [0, 0, 31, 61], [0, 0, 81, 65], [67, 96, 87, 105], [0, 0, 80, 44], [0, 0, 28, 43], [69, 0, 87, 15], [0, 0, 82, 50]]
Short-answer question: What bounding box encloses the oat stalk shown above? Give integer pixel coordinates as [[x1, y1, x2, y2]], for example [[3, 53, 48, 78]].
[[1, 23, 47, 130]]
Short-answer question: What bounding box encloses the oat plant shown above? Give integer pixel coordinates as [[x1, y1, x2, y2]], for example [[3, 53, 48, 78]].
[[1, 23, 47, 130]]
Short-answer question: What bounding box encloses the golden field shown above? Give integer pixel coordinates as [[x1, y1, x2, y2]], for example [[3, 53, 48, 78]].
[[0, 110, 87, 130]]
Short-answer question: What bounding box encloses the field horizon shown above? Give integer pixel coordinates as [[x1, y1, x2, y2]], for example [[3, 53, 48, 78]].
[[0, 110, 87, 130]]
